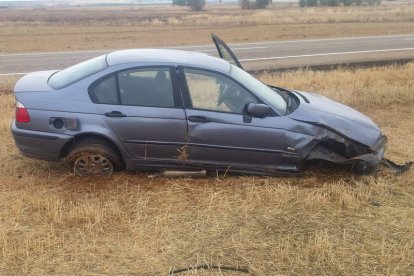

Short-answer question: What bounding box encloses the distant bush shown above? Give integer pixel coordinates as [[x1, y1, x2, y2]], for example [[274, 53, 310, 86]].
[[173, 0, 205, 11], [188, 0, 206, 11], [240, 0, 252, 9], [255, 0, 272, 8], [367, 0, 381, 5], [239, 0, 272, 9], [306, 0, 318, 6], [326, 0, 341, 6], [299, 0, 380, 6], [172, 0, 187, 6]]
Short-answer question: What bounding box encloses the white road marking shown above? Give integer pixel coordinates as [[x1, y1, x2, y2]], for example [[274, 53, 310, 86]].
[[239, 48, 414, 62], [226, 34, 414, 47], [0, 49, 109, 57], [170, 34, 414, 48], [0, 72, 29, 76], [0, 34, 413, 57], [0, 45, 266, 64], [199, 46, 268, 52], [0, 46, 266, 57]]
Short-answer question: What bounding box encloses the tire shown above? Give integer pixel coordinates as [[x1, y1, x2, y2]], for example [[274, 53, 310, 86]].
[[352, 161, 379, 175], [66, 138, 123, 176]]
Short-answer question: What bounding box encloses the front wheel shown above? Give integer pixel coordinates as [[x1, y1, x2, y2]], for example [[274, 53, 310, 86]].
[[66, 138, 123, 176], [352, 160, 379, 175]]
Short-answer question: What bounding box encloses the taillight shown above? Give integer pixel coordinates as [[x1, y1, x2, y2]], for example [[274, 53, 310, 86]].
[[16, 101, 30, 123]]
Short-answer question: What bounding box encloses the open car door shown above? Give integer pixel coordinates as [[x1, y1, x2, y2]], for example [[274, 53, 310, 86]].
[[211, 34, 243, 69]]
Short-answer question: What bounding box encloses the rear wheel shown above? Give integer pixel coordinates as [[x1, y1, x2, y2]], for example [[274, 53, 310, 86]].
[[66, 138, 123, 176]]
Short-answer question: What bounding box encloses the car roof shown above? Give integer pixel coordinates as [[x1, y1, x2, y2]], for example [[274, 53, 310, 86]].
[[106, 49, 231, 73]]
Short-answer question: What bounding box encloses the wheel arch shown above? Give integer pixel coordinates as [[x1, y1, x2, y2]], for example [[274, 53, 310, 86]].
[[59, 132, 126, 163]]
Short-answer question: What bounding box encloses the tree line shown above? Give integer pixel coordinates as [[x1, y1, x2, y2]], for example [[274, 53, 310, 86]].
[[173, 0, 381, 11]]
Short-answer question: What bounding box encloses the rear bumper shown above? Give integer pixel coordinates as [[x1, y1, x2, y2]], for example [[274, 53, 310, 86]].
[[11, 119, 72, 162]]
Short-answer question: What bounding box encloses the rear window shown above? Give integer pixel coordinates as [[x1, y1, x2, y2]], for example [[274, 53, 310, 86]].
[[91, 75, 118, 105], [48, 55, 108, 89]]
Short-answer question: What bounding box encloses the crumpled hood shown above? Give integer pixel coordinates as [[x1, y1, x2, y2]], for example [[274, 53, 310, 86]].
[[14, 70, 57, 93], [288, 91, 382, 147]]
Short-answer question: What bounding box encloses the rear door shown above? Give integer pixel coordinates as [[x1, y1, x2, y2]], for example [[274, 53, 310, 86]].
[[89, 66, 187, 165], [212, 34, 244, 69]]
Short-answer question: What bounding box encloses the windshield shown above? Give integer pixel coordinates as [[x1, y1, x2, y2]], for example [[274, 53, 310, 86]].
[[48, 55, 108, 89], [230, 65, 287, 115]]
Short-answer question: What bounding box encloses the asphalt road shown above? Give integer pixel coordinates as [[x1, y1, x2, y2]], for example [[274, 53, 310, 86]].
[[1, 34, 414, 75]]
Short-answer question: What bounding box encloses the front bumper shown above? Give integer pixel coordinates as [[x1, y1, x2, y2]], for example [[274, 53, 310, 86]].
[[343, 134, 387, 165], [11, 119, 73, 162]]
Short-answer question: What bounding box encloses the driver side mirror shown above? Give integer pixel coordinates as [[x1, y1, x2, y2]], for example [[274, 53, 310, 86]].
[[246, 103, 272, 118]]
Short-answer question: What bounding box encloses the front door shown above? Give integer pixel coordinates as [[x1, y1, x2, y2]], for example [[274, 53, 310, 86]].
[[179, 67, 288, 170], [90, 66, 187, 164]]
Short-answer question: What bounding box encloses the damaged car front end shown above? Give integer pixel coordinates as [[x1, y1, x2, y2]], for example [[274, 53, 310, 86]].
[[274, 86, 408, 174]]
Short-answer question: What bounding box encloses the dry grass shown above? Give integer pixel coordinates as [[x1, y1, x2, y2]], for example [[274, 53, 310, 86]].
[[0, 64, 413, 275], [0, 76, 19, 93], [1, 5, 414, 52], [2, 5, 414, 27]]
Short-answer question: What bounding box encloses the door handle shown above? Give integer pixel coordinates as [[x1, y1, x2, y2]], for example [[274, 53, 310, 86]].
[[105, 111, 127, 118], [188, 116, 210, 123]]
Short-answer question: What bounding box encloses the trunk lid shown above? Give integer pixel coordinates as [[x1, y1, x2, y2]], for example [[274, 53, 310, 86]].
[[14, 70, 57, 93]]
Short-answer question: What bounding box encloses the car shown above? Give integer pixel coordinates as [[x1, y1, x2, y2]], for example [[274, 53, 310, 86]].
[[11, 34, 406, 176]]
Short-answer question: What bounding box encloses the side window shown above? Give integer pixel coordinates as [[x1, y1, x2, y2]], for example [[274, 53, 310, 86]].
[[183, 69, 257, 114], [118, 68, 175, 107], [91, 75, 118, 105]]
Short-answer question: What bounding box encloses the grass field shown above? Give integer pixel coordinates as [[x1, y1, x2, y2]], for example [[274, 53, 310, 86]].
[[1, 5, 414, 52], [0, 64, 413, 275]]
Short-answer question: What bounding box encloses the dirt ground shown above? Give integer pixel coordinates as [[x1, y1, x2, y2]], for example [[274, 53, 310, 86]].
[[0, 64, 413, 275]]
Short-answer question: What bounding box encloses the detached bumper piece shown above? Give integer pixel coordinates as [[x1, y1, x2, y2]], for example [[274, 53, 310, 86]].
[[382, 158, 413, 174]]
